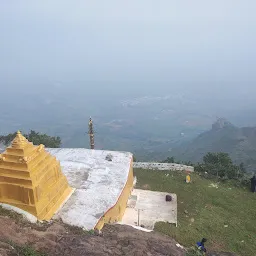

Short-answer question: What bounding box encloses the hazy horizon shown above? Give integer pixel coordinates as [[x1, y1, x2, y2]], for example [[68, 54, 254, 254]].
[[1, 1, 255, 94], [0, 1, 255, 153]]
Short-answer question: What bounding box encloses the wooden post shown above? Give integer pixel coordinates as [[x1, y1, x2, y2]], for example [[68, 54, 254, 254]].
[[88, 117, 95, 149]]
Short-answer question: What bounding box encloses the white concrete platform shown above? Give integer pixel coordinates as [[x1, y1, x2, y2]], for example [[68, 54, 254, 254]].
[[47, 148, 132, 230], [120, 189, 177, 230]]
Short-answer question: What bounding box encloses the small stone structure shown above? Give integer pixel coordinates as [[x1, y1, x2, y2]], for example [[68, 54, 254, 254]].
[[0, 131, 72, 220], [133, 162, 194, 172]]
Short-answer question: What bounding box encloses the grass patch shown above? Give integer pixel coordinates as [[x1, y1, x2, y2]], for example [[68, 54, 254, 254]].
[[134, 168, 256, 256], [0, 205, 23, 221], [16, 245, 46, 256], [7, 241, 46, 256], [185, 248, 205, 256]]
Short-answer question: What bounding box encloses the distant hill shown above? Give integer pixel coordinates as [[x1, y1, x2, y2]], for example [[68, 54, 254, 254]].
[[171, 118, 256, 172]]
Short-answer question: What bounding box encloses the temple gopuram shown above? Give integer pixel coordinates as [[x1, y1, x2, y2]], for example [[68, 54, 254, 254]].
[[0, 131, 72, 220]]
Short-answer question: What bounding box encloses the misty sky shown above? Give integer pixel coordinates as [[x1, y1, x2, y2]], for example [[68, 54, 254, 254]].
[[0, 1, 255, 96]]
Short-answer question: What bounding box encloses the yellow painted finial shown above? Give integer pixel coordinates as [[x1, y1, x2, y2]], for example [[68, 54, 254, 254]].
[[11, 131, 29, 149]]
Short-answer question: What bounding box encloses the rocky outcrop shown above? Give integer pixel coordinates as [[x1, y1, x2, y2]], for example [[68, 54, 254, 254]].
[[212, 118, 235, 131]]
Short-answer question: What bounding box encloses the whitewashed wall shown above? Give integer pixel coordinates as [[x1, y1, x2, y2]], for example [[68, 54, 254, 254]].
[[133, 162, 194, 172]]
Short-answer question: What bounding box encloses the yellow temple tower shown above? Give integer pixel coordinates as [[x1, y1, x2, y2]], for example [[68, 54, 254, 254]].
[[0, 131, 72, 220]]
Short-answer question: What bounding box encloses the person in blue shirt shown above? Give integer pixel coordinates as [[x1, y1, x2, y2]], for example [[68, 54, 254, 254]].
[[196, 238, 207, 253]]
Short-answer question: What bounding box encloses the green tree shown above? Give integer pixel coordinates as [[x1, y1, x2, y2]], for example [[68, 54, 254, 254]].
[[239, 162, 246, 173], [162, 156, 175, 163], [0, 132, 17, 146], [26, 130, 61, 148], [0, 130, 61, 148], [196, 152, 243, 179], [183, 161, 193, 166]]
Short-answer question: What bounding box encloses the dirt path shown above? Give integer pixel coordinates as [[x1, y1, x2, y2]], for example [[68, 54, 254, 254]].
[[0, 216, 186, 256]]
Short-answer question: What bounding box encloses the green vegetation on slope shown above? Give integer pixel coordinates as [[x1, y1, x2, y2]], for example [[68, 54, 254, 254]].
[[195, 152, 246, 179], [9, 243, 46, 256], [134, 168, 256, 256], [171, 118, 256, 173], [163, 152, 247, 180], [0, 130, 61, 148]]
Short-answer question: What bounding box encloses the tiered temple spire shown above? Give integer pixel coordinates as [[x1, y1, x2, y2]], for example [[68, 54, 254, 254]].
[[0, 131, 72, 220]]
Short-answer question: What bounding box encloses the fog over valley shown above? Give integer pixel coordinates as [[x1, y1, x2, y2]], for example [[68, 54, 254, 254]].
[[0, 1, 255, 162]]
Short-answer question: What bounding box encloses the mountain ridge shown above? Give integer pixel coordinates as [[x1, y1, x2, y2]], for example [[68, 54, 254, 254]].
[[171, 118, 256, 172]]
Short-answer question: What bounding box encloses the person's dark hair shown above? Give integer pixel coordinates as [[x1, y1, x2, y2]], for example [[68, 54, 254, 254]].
[[201, 238, 207, 243]]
